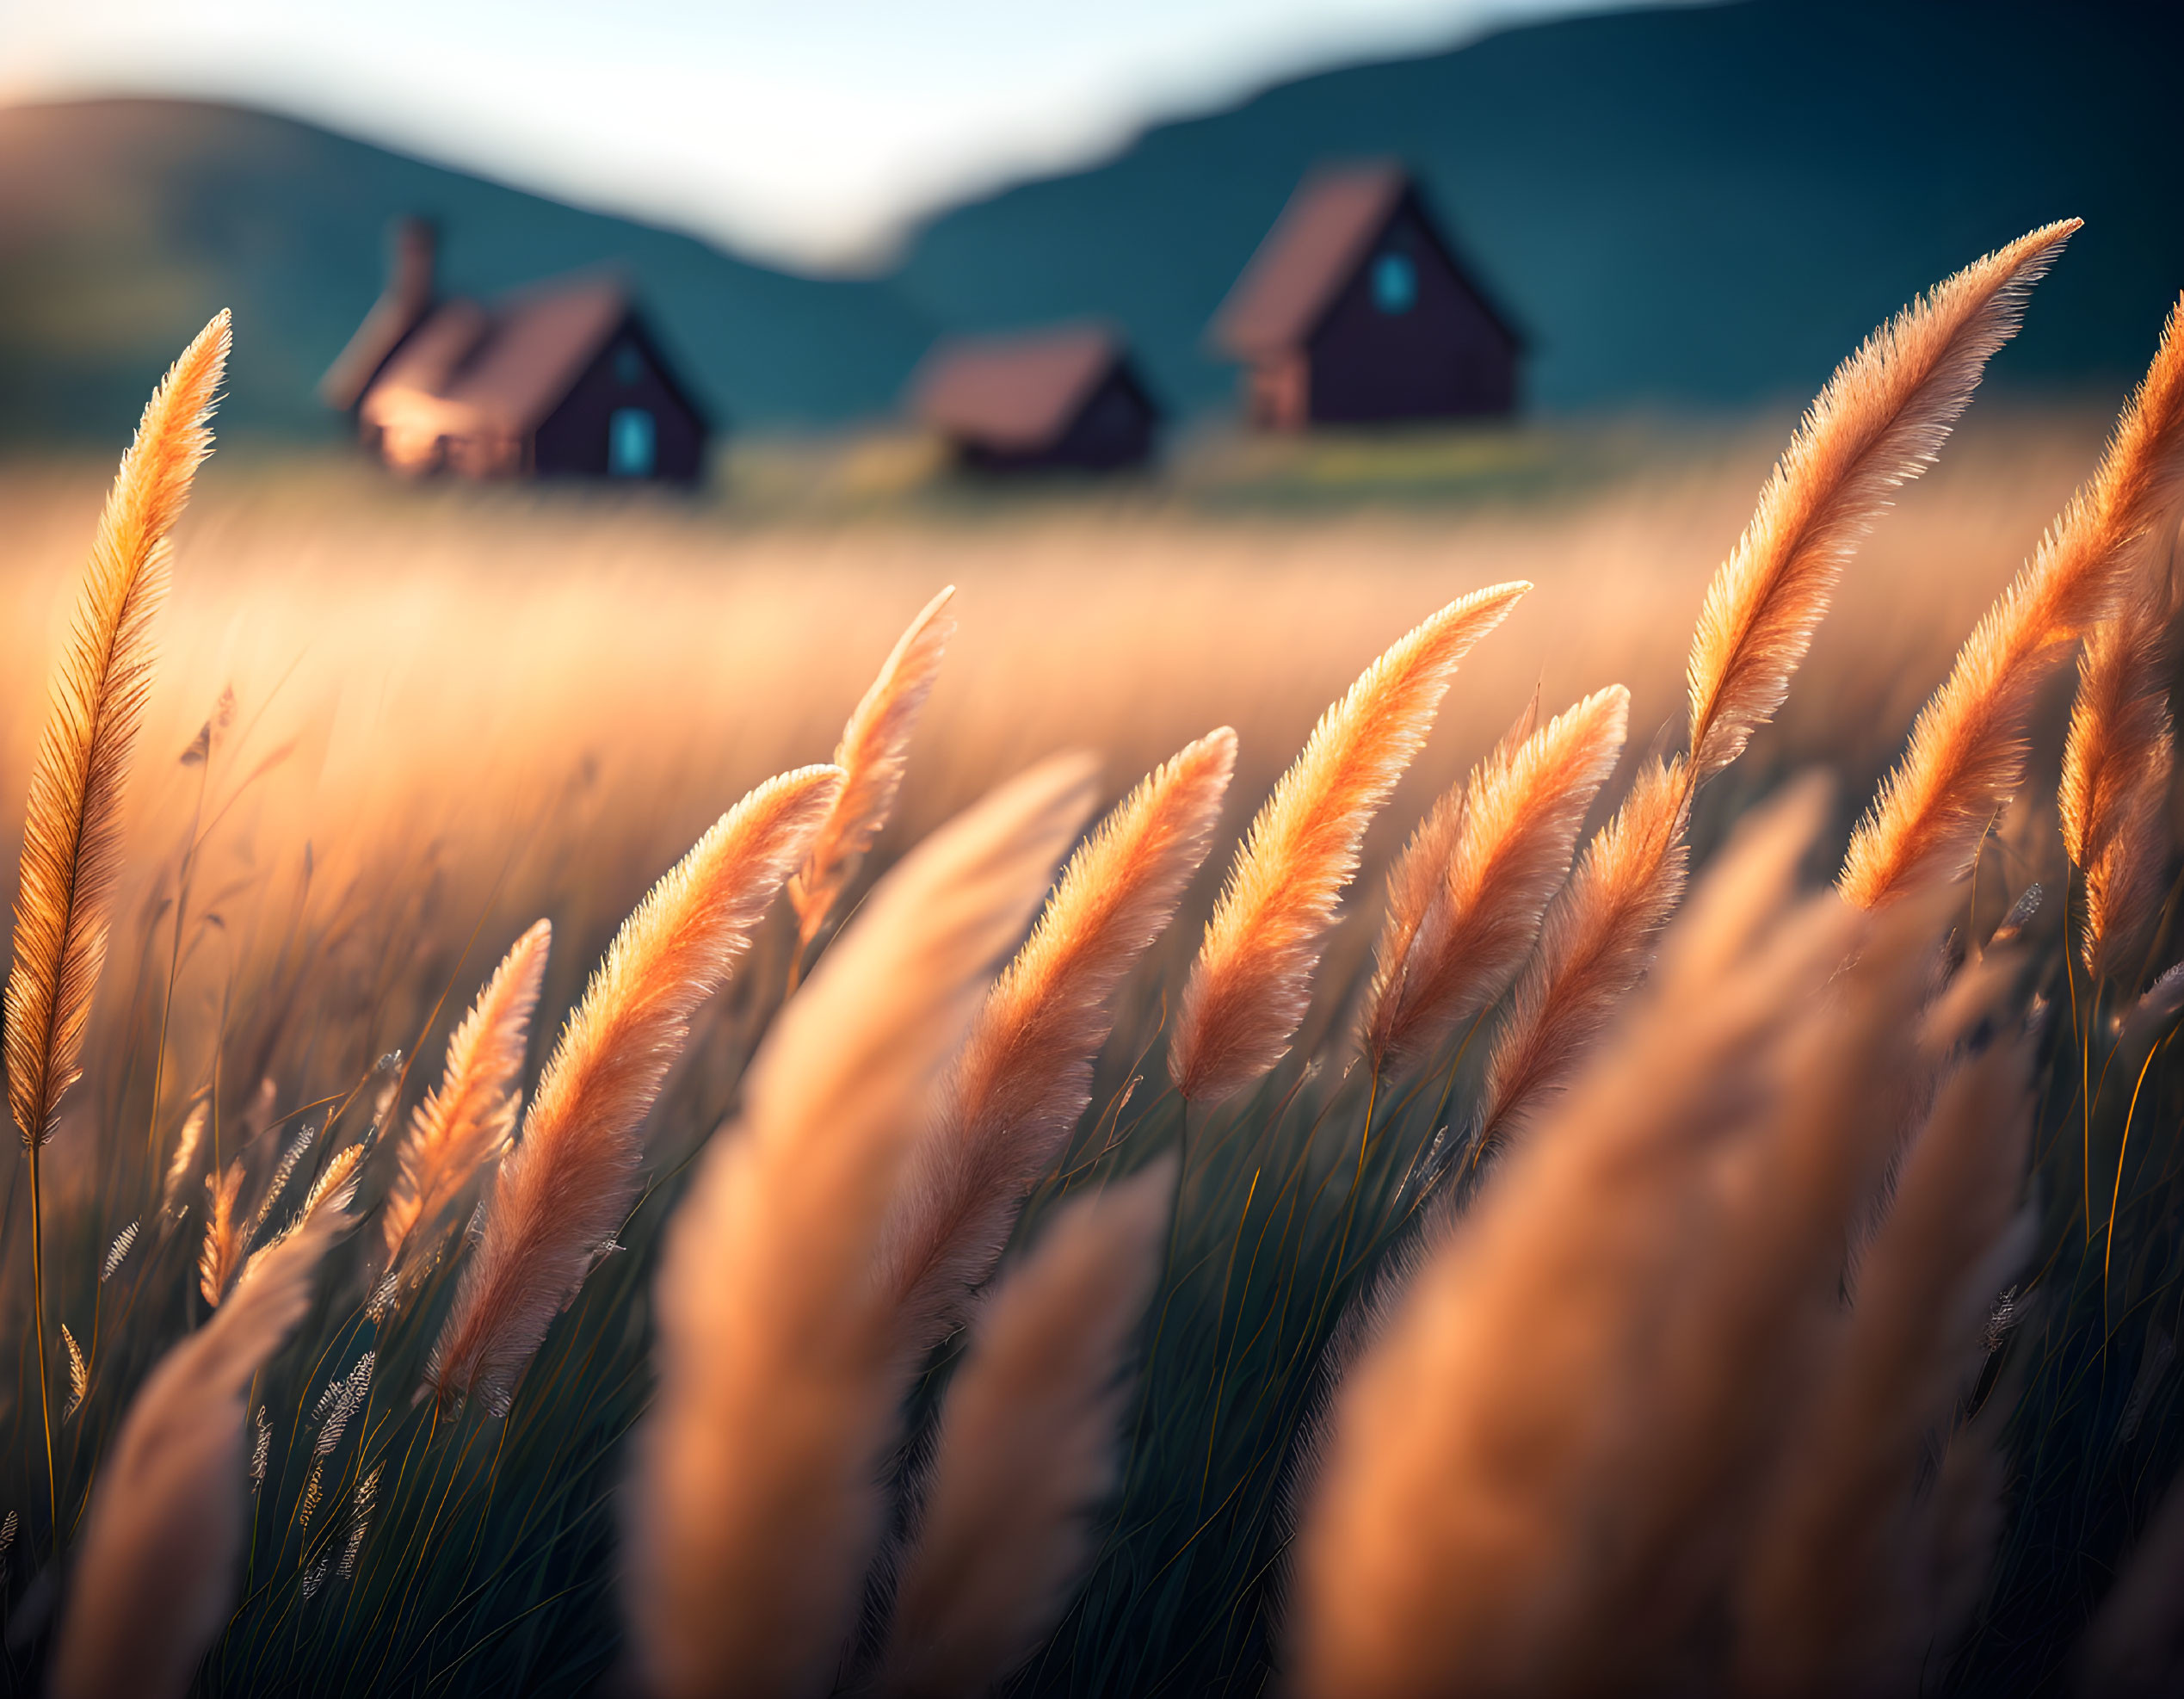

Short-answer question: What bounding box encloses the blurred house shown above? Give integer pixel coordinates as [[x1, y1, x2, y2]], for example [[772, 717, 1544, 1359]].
[[1211, 164, 1521, 430], [320, 219, 710, 483], [910, 324, 1158, 473]]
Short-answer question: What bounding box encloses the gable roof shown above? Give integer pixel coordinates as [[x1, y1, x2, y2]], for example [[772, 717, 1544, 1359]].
[[359, 275, 632, 439], [1210, 163, 1521, 359], [319, 286, 432, 411], [909, 324, 1143, 452]]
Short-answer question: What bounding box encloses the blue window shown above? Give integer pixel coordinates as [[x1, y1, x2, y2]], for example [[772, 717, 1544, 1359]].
[[608, 407, 656, 477], [1372, 251, 1417, 315], [614, 343, 645, 385]]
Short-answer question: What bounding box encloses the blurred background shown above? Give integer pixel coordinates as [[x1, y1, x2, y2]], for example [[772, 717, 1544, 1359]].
[[3, 0, 2178, 455], [0, 0, 2175, 955]]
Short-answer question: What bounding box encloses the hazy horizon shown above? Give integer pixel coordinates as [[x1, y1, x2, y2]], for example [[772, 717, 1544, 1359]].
[[0, 0, 1701, 275]]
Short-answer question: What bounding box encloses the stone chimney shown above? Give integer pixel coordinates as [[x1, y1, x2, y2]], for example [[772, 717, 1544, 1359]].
[[317, 215, 444, 411], [389, 216, 437, 313]]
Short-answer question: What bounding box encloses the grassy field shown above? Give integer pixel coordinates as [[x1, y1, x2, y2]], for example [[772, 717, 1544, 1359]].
[[0, 405, 2111, 992], [4, 364, 2180, 1697]]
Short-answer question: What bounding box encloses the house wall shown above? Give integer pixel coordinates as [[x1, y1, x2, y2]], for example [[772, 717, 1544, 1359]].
[[1046, 370, 1157, 469], [1243, 353, 1310, 432], [532, 318, 709, 483], [1305, 205, 1517, 424]]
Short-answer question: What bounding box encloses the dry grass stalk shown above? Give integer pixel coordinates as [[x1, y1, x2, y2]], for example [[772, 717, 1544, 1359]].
[[239, 1144, 366, 1291], [1686, 221, 2079, 781], [3, 310, 228, 1524], [2065, 612, 2175, 982], [882, 727, 1234, 1359], [52, 1197, 351, 1699], [1843, 290, 2184, 908], [1735, 1039, 2036, 1691], [199, 1159, 245, 1308], [244, 1122, 315, 1245], [1472, 755, 1692, 1146], [1293, 786, 1862, 1697], [2058, 299, 2184, 979], [1170, 582, 1528, 1105], [1534, 888, 1964, 1688], [62, 1324, 87, 1421], [5, 308, 230, 1152], [429, 764, 843, 1414], [789, 584, 957, 954], [622, 755, 1096, 1699], [157, 1095, 209, 1231], [879, 1157, 1175, 1697], [380, 919, 552, 1270], [1461, 231, 2077, 1141], [1362, 685, 1630, 1074]]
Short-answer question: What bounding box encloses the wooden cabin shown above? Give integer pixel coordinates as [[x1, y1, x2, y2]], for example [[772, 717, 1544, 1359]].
[[321, 219, 711, 483], [1210, 164, 1521, 430], [910, 324, 1158, 473]]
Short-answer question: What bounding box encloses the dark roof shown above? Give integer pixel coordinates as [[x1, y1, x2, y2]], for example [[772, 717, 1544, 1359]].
[[910, 324, 1137, 452], [1212, 164, 1410, 359], [320, 281, 434, 412], [1210, 163, 1522, 358], [360, 275, 631, 437]]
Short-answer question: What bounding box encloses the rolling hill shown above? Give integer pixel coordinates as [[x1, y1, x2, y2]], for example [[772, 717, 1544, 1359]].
[[2, 0, 2179, 446], [0, 98, 938, 444]]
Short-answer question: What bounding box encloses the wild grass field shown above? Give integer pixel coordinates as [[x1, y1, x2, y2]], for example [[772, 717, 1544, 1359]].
[[5, 219, 2184, 1698]]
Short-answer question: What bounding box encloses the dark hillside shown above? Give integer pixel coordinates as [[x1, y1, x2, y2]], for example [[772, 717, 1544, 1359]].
[[896, 0, 2184, 414]]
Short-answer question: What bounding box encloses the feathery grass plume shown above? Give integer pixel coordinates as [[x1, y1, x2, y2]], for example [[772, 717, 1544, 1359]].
[[243, 1121, 315, 1244], [51, 1198, 349, 1699], [882, 728, 1234, 1358], [789, 585, 957, 954], [157, 1097, 208, 1230], [1170, 583, 1528, 1104], [2058, 303, 2184, 976], [6, 309, 231, 1152], [1842, 289, 2184, 909], [1363, 685, 1630, 1073], [1292, 785, 1860, 1698], [623, 755, 1096, 1699], [879, 1157, 1175, 1697], [62, 1324, 87, 1421], [238, 1145, 364, 1288], [2065, 617, 2175, 983], [294, 1142, 364, 1225], [380, 919, 551, 1270], [314, 1352, 374, 1455], [1533, 889, 1965, 1688], [199, 1160, 245, 1308], [1472, 754, 1692, 1146], [430, 765, 843, 1414], [4, 310, 229, 1526], [101, 1220, 138, 1282], [1686, 222, 2079, 782], [1735, 1039, 2036, 1692]]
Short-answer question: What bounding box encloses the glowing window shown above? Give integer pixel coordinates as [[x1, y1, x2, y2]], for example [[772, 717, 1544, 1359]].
[[608, 408, 656, 477], [1372, 251, 1417, 315]]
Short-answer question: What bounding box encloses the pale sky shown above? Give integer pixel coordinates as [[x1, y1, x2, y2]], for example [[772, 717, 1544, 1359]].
[[0, 1, 1662, 273]]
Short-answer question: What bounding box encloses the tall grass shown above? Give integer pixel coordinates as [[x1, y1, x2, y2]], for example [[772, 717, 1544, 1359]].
[[5, 220, 2184, 1699]]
